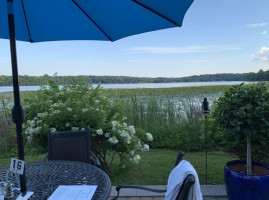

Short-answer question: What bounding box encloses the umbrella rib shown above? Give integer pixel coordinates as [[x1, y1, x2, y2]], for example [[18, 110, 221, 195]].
[[21, 0, 33, 42], [72, 0, 112, 42], [131, 0, 180, 27]]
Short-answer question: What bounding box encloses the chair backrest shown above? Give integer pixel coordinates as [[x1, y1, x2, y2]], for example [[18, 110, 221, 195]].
[[176, 174, 195, 200], [175, 152, 196, 200], [48, 127, 90, 163]]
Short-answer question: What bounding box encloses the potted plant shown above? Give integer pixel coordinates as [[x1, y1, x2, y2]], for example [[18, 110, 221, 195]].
[[214, 83, 269, 200]]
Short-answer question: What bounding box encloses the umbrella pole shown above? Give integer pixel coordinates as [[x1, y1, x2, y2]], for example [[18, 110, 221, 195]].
[[7, 0, 27, 192]]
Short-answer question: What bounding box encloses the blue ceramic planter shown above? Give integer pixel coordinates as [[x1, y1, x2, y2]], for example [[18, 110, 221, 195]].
[[224, 160, 269, 200]]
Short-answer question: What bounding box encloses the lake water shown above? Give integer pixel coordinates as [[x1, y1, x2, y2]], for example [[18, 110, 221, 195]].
[[0, 81, 249, 92]]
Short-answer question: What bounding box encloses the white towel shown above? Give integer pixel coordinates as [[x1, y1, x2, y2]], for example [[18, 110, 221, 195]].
[[164, 160, 203, 200]]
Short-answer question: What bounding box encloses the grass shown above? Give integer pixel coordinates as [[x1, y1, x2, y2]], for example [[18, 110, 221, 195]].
[[101, 85, 232, 98], [110, 150, 234, 185], [0, 150, 234, 185]]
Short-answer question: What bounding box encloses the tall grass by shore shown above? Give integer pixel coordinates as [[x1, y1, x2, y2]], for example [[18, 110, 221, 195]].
[[101, 85, 233, 151], [101, 85, 232, 98]]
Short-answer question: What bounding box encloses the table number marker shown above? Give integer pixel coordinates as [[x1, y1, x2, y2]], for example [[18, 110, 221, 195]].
[[9, 158, 25, 175]]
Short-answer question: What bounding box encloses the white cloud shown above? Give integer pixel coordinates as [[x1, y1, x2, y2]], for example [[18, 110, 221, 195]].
[[261, 30, 268, 35], [26, 61, 88, 66], [128, 45, 240, 54], [123, 59, 151, 63], [252, 47, 269, 63], [181, 59, 208, 64], [247, 23, 267, 28], [221, 47, 241, 51]]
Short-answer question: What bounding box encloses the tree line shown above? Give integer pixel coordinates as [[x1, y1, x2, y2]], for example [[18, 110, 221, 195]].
[[0, 70, 267, 86], [246, 69, 269, 81]]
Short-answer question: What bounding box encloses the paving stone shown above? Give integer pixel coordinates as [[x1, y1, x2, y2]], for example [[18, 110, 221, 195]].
[[204, 197, 216, 200], [201, 185, 227, 196], [109, 185, 227, 200], [153, 197, 164, 200], [137, 190, 164, 197]]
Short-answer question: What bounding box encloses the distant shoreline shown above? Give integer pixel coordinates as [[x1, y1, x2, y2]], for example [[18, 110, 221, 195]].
[[0, 81, 251, 93]]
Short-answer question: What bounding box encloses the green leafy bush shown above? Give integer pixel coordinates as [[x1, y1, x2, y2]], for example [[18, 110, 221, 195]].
[[22, 80, 153, 176], [214, 83, 269, 166]]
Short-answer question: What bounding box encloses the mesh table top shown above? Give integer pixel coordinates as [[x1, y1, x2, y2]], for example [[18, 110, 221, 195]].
[[0, 160, 111, 200]]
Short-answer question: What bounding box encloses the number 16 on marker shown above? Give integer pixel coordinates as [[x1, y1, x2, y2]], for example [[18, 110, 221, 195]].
[[10, 158, 25, 175]]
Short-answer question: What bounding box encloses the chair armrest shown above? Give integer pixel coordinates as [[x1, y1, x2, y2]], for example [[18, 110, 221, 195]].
[[90, 151, 101, 167], [176, 174, 195, 200], [43, 155, 48, 161], [111, 185, 167, 200]]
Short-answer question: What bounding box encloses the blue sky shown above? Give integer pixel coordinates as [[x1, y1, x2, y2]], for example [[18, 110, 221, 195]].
[[0, 0, 269, 78]]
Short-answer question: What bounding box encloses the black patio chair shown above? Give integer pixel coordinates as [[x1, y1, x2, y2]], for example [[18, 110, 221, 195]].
[[111, 152, 195, 200], [43, 126, 100, 167]]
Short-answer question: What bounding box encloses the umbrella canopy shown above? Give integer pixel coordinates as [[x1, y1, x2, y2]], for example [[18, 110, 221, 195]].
[[0, 0, 193, 42], [0, 0, 194, 193]]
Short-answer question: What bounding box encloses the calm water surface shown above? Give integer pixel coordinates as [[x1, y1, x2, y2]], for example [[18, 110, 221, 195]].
[[0, 81, 249, 92]]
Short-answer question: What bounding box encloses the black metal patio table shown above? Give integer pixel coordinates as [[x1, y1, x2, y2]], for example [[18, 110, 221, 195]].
[[0, 160, 111, 200]]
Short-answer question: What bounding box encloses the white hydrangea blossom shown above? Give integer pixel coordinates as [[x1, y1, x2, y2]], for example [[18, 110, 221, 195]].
[[66, 123, 70, 127], [126, 135, 132, 144], [141, 144, 149, 152], [120, 130, 128, 138], [108, 136, 118, 144], [27, 120, 35, 126], [135, 141, 142, 150], [82, 108, 89, 113], [122, 116, 127, 121], [37, 112, 47, 118], [53, 110, 61, 114], [130, 150, 135, 156], [111, 121, 118, 127], [95, 100, 100, 103], [105, 133, 110, 137], [51, 128, 56, 132], [96, 129, 103, 135], [27, 136, 33, 142], [25, 126, 42, 136], [146, 133, 153, 141], [130, 155, 141, 164], [51, 103, 59, 108], [67, 108, 73, 112], [123, 123, 127, 128], [128, 125, 136, 135]]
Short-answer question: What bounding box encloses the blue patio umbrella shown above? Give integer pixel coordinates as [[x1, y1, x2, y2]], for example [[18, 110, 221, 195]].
[[0, 0, 194, 192]]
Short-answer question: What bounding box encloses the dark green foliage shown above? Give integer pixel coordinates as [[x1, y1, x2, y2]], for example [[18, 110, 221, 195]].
[[214, 83, 269, 164], [247, 69, 269, 81]]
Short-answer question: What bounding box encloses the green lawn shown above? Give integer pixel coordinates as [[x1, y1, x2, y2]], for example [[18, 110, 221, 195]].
[[0, 150, 234, 185], [110, 150, 234, 185]]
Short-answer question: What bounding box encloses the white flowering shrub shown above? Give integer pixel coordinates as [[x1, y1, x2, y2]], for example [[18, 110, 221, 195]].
[[23, 81, 153, 176]]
